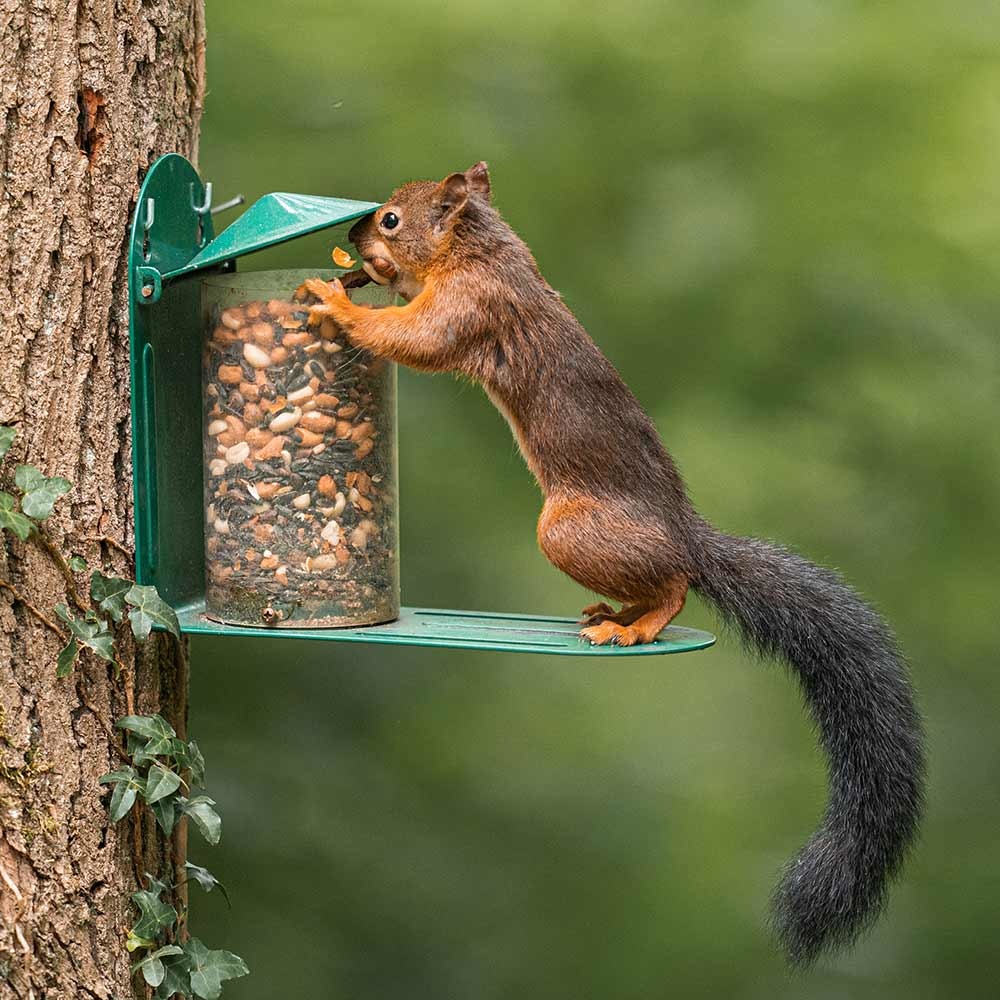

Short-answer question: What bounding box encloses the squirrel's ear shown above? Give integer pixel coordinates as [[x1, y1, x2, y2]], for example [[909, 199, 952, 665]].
[[465, 161, 491, 201], [434, 172, 469, 233]]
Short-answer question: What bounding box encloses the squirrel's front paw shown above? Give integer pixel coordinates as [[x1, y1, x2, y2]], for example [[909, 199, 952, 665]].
[[304, 276, 346, 304], [305, 277, 352, 324]]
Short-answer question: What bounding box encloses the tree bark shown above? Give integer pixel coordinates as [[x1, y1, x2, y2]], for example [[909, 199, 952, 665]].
[[0, 1, 205, 995]]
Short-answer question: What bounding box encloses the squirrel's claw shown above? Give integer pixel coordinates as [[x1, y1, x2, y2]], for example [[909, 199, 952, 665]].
[[579, 621, 642, 646]]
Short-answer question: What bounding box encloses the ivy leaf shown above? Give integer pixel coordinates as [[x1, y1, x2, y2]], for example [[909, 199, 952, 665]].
[[12, 465, 40, 491], [132, 945, 184, 988], [69, 555, 87, 572], [0, 425, 14, 460], [186, 740, 206, 787], [103, 767, 145, 822], [144, 873, 169, 896], [126, 929, 158, 953], [56, 638, 79, 678], [180, 796, 222, 845], [154, 952, 192, 999], [143, 734, 176, 757], [117, 714, 176, 740], [98, 766, 138, 786], [184, 938, 249, 1000], [184, 862, 231, 906], [63, 614, 115, 662], [128, 736, 158, 768], [127, 733, 174, 769], [90, 571, 132, 622], [0, 491, 32, 541], [109, 780, 139, 823], [170, 737, 189, 759], [14, 465, 72, 520], [140, 957, 166, 988], [151, 797, 177, 836], [169, 738, 205, 782], [121, 719, 176, 769], [130, 881, 176, 941], [79, 629, 115, 662], [125, 584, 180, 640], [145, 764, 182, 804], [55, 603, 115, 661]]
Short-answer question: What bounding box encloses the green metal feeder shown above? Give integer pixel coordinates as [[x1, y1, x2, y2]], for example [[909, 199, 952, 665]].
[[127, 153, 715, 657]]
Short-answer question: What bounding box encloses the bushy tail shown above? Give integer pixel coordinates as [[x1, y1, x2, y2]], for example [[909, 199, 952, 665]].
[[692, 528, 925, 966]]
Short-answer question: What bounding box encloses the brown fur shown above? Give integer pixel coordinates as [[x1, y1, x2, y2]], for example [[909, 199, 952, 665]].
[[308, 162, 701, 644]]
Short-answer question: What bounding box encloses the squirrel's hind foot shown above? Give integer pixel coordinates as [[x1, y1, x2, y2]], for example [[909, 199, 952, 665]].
[[580, 621, 643, 646], [579, 584, 688, 646]]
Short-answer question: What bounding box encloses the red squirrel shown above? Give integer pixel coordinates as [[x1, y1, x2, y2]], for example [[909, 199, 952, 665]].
[[305, 162, 925, 965]]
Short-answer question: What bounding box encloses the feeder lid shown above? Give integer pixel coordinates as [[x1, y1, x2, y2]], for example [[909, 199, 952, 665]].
[[162, 192, 381, 280]]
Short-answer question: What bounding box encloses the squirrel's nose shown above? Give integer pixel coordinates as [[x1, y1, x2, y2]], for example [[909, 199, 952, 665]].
[[348, 215, 371, 246]]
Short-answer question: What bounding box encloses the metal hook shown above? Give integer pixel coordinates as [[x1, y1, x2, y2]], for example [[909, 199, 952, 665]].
[[211, 194, 246, 215], [193, 181, 213, 215], [141, 198, 155, 261]]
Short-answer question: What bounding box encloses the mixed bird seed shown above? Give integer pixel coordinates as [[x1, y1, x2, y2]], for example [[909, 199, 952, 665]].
[[202, 273, 398, 627]]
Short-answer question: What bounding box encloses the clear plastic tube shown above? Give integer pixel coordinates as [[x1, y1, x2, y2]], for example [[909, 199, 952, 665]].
[[201, 269, 398, 627]]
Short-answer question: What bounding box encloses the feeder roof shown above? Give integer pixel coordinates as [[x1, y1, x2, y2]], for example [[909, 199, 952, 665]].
[[164, 192, 381, 280]]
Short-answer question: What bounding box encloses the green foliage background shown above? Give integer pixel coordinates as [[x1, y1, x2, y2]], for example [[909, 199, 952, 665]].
[[192, 1, 1000, 995]]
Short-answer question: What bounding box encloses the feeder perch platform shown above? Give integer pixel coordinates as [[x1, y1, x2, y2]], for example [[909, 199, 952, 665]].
[[173, 603, 715, 657]]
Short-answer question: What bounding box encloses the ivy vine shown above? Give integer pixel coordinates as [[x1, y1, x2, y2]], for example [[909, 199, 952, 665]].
[[102, 714, 248, 997], [1, 425, 248, 997], [0, 423, 181, 669]]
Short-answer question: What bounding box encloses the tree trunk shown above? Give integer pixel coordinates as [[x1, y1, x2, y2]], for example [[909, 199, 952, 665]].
[[0, 1, 205, 995]]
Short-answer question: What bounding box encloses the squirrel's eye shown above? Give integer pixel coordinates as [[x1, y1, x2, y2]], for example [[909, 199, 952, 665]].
[[381, 212, 400, 231]]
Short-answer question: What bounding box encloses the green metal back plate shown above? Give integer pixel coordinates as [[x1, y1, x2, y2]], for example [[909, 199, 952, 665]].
[[128, 154, 717, 657], [172, 603, 716, 657], [128, 154, 214, 607]]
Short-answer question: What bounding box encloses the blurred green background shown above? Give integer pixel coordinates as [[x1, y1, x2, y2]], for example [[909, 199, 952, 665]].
[[191, 1, 1000, 996]]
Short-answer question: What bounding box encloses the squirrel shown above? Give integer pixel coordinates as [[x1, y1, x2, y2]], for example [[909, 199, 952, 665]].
[[305, 161, 925, 966]]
